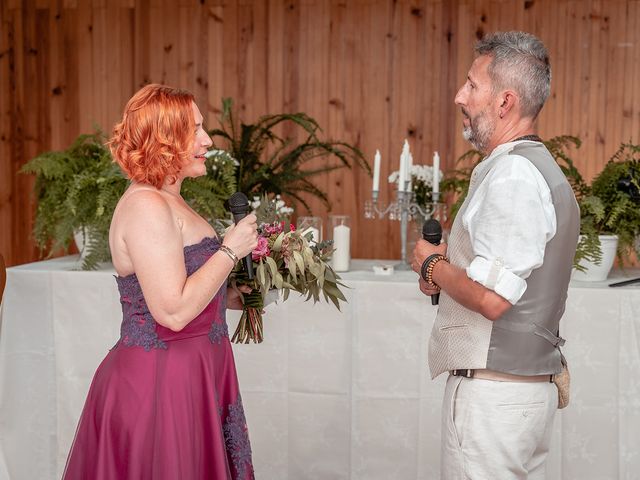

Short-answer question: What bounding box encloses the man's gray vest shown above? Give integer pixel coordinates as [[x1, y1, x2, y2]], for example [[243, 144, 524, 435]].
[[428, 141, 580, 379]]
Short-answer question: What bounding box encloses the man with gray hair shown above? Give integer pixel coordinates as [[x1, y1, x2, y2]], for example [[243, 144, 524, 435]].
[[412, 32, 579, 478]]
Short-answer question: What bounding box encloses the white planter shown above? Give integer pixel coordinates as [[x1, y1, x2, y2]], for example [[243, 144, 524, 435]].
[[73, 228, 88, 259], [572, 235, 618, 282]]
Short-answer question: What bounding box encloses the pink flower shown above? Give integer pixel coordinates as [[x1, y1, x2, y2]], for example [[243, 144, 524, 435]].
[[252, 236, 270, 261], [289, 223, 296, 232], [262, 222, 283, 236]]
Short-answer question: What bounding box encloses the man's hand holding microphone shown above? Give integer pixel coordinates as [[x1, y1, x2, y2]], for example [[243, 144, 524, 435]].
[[412, 219, 448, 305]]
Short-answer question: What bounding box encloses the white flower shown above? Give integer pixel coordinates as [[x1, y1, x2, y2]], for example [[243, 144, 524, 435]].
[[387, 165, 443, 190], [251, 197, 262, 210], [204, 149, 240, 166]]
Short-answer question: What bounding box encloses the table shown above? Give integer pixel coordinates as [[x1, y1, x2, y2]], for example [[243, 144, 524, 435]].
[[1, 257, 639, 479]]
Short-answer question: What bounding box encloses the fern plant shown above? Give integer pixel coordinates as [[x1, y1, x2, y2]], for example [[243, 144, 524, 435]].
[[209, 98, 369, 212], [588, 142, 640, 263], [20, 132, 128, 269]]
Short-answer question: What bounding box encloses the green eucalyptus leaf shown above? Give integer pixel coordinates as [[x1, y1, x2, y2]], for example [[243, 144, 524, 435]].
[[274, 272, 284, 289], [272, 232, 285, 252], [293, 251, 305, 276], [288, 258, 297, 282], [257, 262, 266, 287], [265, 256, 278, 278]]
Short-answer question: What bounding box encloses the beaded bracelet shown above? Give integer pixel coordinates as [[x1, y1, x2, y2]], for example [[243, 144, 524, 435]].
[[420, 253, 449, 287], [218, 244, 239, 265]]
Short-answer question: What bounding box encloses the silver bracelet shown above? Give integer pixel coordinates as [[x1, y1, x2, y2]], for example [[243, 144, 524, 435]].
[[218, 244, 239, 265]]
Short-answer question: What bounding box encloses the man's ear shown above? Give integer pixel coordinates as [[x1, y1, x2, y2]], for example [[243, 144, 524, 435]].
[[498, 90, 517, 119]]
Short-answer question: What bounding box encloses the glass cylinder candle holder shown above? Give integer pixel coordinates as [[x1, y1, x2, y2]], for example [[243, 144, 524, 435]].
[[297, 216, 322, 244], [328, 215, 351, 272]]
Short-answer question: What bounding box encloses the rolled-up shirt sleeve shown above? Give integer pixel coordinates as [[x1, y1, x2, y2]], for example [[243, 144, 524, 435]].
[[462, 154, 557, 305]]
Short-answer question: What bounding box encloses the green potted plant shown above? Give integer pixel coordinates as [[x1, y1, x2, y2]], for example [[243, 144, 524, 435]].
[[20, 132, 128, 270], [572, 142, 640, 280], [209, 98, 370, 212]]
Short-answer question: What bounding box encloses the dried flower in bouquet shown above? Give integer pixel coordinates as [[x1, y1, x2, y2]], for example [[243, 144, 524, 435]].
[[228, 220, 347, 344]]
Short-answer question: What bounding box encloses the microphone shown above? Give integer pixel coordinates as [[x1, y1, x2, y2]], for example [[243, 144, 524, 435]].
[[422, 219, 443, 305], [227, 192, 254, 280]]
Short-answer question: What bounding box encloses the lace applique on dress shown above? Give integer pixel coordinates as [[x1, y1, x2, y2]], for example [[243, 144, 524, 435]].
[[209, 288, 229, 344], [185, 237, 221, 276], [117, 277, 167, 351], [209, 321, 229, 345], [223, 395, 254, 479]]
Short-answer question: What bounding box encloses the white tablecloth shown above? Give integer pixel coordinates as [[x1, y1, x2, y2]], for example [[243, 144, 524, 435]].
[[1, 257, 639, 480]]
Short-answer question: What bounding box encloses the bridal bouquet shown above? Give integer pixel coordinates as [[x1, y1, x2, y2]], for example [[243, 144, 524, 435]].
[[228, 218, 347, 344]]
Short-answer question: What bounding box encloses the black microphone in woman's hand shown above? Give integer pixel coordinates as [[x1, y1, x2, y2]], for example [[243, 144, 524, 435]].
[[227, 192, 254, 280], [422, 219, 442, 305]]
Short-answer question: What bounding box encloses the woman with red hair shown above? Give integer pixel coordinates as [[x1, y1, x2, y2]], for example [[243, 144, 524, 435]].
[[63, 84, 258, 479]]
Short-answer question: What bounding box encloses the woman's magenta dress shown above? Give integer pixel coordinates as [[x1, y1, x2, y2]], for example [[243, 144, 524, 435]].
[[63, 237, 254, 479]]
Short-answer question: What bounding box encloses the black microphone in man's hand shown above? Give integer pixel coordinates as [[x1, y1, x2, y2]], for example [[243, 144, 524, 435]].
[[227, 192, 254, 280], [422, 219, 442, 305]]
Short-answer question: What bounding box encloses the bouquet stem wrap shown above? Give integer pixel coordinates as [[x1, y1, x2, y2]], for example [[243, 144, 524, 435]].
[[231, 289, 265, 344]]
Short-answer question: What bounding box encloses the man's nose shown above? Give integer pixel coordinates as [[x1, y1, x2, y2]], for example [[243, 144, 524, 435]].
[[454, 87, 465, 106]]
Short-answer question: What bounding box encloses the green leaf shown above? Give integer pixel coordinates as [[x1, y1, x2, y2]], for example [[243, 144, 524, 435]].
[[293, 251, 305, 277], [318, 262, 326, 288], [288, 258, 297, 282], [272, 232, 285, 252], [257, 262, 267, 288], [274, 272, 284, 289], [324, 281, 347, 302], [265, 256, 278, 278]]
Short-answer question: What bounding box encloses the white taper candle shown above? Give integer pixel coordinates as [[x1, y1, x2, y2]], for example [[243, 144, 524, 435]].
[[373, 149, 381, 192], [432, 151, 440, 195], [398, 143, 406, 192]]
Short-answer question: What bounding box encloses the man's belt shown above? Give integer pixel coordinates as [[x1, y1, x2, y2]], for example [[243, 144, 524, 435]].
[[450, 369, 552, 383]]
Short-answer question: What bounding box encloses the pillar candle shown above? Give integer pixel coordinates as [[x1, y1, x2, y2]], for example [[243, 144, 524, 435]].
[[332, 224, 351, 272]]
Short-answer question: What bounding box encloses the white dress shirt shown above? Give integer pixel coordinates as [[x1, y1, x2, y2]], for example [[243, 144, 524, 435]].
[[462, 140, 557, 305]]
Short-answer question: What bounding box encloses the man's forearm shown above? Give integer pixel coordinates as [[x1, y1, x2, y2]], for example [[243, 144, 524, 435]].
[[431, 260, 512, 321]]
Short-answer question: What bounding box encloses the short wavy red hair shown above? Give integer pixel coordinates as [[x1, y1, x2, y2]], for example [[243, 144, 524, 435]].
[[109, 84, 196, 189]]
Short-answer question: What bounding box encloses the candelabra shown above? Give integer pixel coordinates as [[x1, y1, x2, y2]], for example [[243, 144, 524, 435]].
[[364, 188, 446, 270]]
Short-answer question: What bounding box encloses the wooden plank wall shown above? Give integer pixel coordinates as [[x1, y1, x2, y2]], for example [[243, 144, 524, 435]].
[[1, 0, 639, 266]]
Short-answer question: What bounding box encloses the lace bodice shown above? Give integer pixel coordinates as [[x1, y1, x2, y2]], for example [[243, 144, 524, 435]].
[[114, 236, 228, 350]]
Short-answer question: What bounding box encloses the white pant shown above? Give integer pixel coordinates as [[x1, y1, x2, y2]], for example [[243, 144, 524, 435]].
[[441, 374, 558, 480]]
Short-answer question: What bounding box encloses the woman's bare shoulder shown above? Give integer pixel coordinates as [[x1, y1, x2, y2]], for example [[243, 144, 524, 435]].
[[110, 186, 181, 274]]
